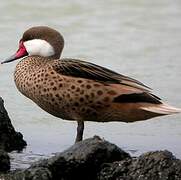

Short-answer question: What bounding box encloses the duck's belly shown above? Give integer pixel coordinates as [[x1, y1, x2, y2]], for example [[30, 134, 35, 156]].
[[25, 79, 113, 122]]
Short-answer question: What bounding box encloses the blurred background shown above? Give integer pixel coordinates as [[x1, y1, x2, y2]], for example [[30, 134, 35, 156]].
[[0, 0, 181, 169]]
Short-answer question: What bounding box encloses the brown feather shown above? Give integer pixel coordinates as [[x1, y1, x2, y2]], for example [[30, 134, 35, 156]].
[[52, 58, 151, 91]]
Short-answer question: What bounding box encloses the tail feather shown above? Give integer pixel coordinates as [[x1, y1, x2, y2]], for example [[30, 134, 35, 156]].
[[140, 103, 181, 115]]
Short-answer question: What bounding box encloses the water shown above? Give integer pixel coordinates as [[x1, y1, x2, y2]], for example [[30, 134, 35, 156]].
[[0, 0, 181, 170]]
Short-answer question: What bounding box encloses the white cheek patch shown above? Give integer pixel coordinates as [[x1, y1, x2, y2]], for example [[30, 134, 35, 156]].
[[24, 39, 55, 57]]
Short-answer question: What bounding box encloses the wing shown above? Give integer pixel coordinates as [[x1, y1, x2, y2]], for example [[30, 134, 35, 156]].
[[52, 58, 151, 91]]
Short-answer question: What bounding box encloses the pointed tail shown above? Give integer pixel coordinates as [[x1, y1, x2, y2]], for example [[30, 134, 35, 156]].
[[141, 103, 181, 115]]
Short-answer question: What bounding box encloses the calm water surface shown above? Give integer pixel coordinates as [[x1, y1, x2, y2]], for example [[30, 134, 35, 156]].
[[0, 0, 181, 169]]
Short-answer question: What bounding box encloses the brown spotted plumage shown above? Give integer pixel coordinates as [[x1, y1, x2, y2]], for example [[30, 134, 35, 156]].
[[2, 26, 181, 142]]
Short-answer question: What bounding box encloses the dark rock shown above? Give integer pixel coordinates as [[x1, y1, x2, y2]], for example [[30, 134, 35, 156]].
[[2, 136, 130, 180], [130, 150, 181, 180], [98, 150, 181, 180], [0, 136, 181, 180], [0, 149, 10, 172], [7, 167, 52, 180], [24, 167, 52, 180], [98, 159, 132, 180], [34, 136, 130, 180], [0, 97, 27, 152]]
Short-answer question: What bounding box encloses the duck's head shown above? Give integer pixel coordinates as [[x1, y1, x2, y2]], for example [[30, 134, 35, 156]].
[[2, 26, 64, 64]]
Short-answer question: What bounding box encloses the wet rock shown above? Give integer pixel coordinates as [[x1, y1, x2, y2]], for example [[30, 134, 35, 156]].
[[2, 136, 130, 180], [6, 167, 52, 180], [0, 97, 27, 152], [98, 150, 181, 180], [0, 149, 10, 172], [34, 136, 130, 180], [130, 150, 181, 180], [98, 159, 132, 180], [1, 136, 181, 180]]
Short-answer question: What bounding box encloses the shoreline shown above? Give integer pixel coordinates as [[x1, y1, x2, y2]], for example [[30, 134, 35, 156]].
[[1, 136, 181, 180]]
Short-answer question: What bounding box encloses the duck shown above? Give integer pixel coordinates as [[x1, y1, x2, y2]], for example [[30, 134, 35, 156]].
[[1, 26, 181, 142]]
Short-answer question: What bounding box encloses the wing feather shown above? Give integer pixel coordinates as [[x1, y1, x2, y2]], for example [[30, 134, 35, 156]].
[[52, 58, 151, 91]]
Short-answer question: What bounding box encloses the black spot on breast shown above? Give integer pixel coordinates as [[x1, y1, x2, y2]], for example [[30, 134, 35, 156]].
[[76, 87, 80, 92], [81, 108, 85, 112], [79, 97, 84, 102], [103, 97, 109, 102], [58, 97, 62, 101], [86, 85, 91, 89], [78, 80, 82, 83], [74, 102, 79, 106], [97, 90, 103, 95], [85, 95, 89, 99], [71, 85, 75, 89]]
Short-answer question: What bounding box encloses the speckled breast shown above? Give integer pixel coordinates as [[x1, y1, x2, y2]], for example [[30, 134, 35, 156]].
[[14, 57, 73, 120]]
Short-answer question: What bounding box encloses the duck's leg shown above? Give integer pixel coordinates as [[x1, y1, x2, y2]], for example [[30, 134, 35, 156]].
[[75, 121, 84, 143]]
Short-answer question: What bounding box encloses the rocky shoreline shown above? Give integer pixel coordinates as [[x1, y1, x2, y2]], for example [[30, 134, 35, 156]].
[[0, 97, 181, 180], [1, 136, 181, 180]]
